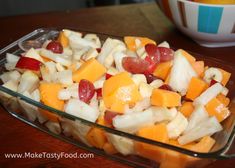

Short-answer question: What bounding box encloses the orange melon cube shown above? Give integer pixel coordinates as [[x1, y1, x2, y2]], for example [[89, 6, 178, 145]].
[[186, 77, 208, 101], [39, 83, 64, 122], [160, 148, 186, 168], [86, 127, 107, 149], [180, 49, 196, 64], [164, 73, 171, 84], [57, 31, 69, 48], [217, 94, 230, 107], [151, 89, 181, 107], [205, 98, 230, 122], [153, 61, 172, 80], [192, 61, 204, 77], [86, 115, 107, 149], [189, 136, 215, 153], [103, 142, 118, 155], [219, 68, 231, 86], [179, 101, 194, 118], [72, 58, 106, 83], [103, 72, 142, 113], [124, 36, 156, 51], [135, 123, 169, 162]]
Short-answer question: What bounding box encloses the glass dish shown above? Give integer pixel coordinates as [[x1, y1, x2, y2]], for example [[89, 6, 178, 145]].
[[0, 28, 235, 168]]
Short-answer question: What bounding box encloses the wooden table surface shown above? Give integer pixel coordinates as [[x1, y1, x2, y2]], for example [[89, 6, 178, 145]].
[[0, 2, 235, 168]]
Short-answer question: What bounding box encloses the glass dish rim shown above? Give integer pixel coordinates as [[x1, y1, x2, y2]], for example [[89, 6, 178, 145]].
[[0, 27, 235, 160]]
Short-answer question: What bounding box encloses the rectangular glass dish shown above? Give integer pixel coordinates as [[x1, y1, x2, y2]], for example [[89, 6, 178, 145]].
[[0, 28, 235, 168]]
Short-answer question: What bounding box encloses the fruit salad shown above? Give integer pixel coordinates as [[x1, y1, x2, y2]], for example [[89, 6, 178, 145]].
[[0, 29, 232, 167]]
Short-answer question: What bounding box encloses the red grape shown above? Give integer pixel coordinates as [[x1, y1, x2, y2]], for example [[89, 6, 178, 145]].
[[210, 79, 218, 87], [159, 84, 173, 91], [144, 73, 160, 84], [144, 44, 161, 73], [16, 57, 41, 71], [96, 88, 102, 99], [96, 48, 101, 53], [122, 57, 150, 74], [158, 47, 174, 62], [144, 55, 158, 73], [46, 41, 63, 54], [105, 73, 113, 80], [145, 44, 174, 63], [104, 111, 120, 126], [145, 44, 161, 62], [79, 79, 95, 103]]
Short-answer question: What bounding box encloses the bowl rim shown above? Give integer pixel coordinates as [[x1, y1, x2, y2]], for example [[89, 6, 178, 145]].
[[174, 0, 235, 7]]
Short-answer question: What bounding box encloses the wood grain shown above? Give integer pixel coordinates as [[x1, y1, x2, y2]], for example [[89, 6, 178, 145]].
[[0, 2, 235, 168]]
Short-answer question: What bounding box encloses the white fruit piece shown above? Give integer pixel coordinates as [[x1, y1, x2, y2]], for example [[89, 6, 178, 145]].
[[45, 121, 61, 135], [94, 76, 105, 89], [5, 62, 17, 71], [73, 47, 90, 61], [184, 105, 209, 134], [158, 41, 170, 48], [149, 79, 164, 88], [63, 47, 73, 56], [106, 67, 119, 76], [40, 61, 57, 82], [168, 50, 197, 95], [6, 53, 19, 63], [178, 117, 222, 145], [67, 84, 79, 98], [203, 67, 223, 83], [18, 91, 38, 122], [40, 49, 71, 67], [136, 46, 147, 59], [58, 89, 71, 100], [89, 93, 99, 112], [55, 62, 66, 72], [45, 61, 57, 74], [18, 71, 39, 93], [31, 89, 40, 102], [19, 89, 46, 123], [64, 99, 99, 123], [0, 70, 21, 84], [40, 65, 51, 82], [68, 35, 97, 49], [56, 70, 73, 86], [113, 52, 126, 72], [125, 98, 151, 114], [126, 50, 138, 57], [167, 112, 188, 139], [1, 80, 18, 98], [135, 38, 142, 48], [132, 74, 147, 86], [31, 89, 47, 123], [194, 83, 223, 106], [139, 82, 153, 98], [84, 34, 101, 48], [148, 107, 177, 123], [63, 29, 82, 38], [97, 38, 126, 68], [112, 110, 153, 133], [221, 87, 229, 96], [25, 48, 44, 63], [61, 118, 91, 146], [106, 133, 134, 155], [82, 48, 99, 61]]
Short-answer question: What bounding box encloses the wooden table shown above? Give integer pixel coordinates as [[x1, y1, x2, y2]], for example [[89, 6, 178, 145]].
[[0, 2, 235, 168]]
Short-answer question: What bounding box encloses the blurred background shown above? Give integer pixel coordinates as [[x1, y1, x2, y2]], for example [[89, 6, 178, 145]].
[[0, 0, 154, 17]]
